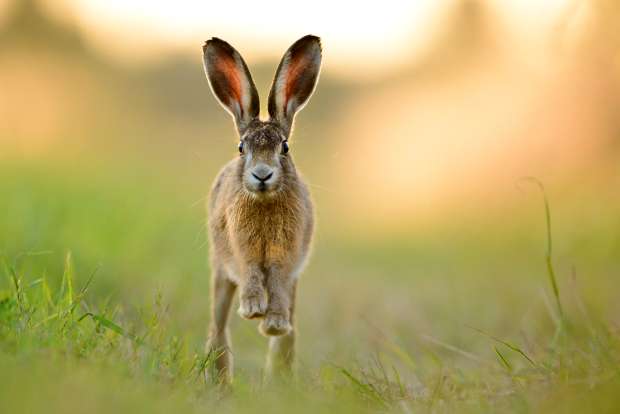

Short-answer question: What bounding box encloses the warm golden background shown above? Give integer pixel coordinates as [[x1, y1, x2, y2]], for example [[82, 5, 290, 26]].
[[1, 0, 619, 412]]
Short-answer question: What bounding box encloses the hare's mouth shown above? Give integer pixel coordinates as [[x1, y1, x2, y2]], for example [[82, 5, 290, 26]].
[[244, 181, 279, 197]]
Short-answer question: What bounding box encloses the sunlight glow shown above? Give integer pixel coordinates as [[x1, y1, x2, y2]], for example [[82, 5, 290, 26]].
[[36, 0, 575, 79], [64, 0, 446, 77]]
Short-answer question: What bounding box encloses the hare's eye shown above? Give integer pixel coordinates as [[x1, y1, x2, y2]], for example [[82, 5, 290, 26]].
[[238, 141, 244, 154], [282, 140, 289, 154]]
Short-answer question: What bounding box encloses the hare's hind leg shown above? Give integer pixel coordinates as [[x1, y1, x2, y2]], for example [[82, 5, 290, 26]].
[[265, 279, 297, 379], [205, 265, 236, 384]]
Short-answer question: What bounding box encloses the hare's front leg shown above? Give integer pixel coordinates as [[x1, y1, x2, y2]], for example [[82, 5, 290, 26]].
[[260, 266, 294, 336], [265, 279, 297, 379], [205, 265, 236, 384], [237, 264, 268, 319]]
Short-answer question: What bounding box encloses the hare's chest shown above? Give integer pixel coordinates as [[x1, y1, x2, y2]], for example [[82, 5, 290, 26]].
[[227, 204, 302, 264]]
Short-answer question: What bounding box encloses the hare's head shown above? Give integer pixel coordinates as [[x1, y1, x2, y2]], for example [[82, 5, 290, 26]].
[[203, 35, 322, 196]]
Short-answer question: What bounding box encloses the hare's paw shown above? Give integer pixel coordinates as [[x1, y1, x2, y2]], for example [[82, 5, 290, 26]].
[[259, 312, 292, 336], [238, 287, 267, 319]]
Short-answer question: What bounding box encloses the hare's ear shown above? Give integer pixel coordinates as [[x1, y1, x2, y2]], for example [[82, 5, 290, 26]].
[[268, 35, 322, 134], [203, 38, 260, 133]]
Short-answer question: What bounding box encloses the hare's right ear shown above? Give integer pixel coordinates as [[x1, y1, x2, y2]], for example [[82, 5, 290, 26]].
[[203, 38, 260, 133]]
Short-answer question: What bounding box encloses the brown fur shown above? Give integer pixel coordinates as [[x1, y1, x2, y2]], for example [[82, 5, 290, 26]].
[[202, 36, 321, 383]]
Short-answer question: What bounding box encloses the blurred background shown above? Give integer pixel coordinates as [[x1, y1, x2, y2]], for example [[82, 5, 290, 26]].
[[1, 0, 619, 389]]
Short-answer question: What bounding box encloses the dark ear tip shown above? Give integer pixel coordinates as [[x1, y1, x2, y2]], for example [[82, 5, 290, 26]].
[[203, 37, 231, 54], [298, 34, 321, 50], [290, 35, 321, 59]]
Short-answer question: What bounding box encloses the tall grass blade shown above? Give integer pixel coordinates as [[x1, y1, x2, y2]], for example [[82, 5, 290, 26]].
[[520, 177, 564, 322], [60, 251, 74, 307]]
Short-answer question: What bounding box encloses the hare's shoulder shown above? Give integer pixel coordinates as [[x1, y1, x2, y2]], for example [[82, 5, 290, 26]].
[[208, 159, 241, 212], [295, 174, 314, 214], [292, 175, 314, 244]]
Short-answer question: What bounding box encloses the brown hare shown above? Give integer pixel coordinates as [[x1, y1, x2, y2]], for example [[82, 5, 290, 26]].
[[202, 35, 322, 383]]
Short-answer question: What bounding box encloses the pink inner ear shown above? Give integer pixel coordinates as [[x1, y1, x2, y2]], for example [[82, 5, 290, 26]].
[[216, 56, 242, 108], [284, 55, 309, 109]]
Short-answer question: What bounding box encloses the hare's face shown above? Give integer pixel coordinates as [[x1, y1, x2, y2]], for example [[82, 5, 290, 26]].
[[203, 35, 321, 196], [240, 123, 289, 195]]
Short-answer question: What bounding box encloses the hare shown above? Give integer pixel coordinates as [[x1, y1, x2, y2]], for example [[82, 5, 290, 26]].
[[202, 35, 322, 383]]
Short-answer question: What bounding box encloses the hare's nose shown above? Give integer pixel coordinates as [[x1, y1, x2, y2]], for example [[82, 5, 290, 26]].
[[251, 166, 273, 182]]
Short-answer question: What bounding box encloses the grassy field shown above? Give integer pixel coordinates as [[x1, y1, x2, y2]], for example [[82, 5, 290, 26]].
[[1, 159, 619, 413], [3, 1, 620, 412]]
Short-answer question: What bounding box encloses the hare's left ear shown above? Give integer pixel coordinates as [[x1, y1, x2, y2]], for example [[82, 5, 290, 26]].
[[268, 35, 322, 135], [203, 38, 260, 134]]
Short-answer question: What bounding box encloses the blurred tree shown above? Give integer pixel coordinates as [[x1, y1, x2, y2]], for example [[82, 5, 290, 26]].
[[0, 0, 85, 53], [420, 0, 495, 72], [559, 0, 620, 153]]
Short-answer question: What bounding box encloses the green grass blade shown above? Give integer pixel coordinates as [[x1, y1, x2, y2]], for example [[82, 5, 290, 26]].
[[60, 251, 74, 307], [338, 366, 389, 408], [494, 346, 512, 371], [468, 326, 536, 367], [78, 312, 143, 345], [520, 177, 564, 321]]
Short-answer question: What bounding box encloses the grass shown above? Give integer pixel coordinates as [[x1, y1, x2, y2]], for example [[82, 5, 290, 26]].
[[1, 161, 620, 413]]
